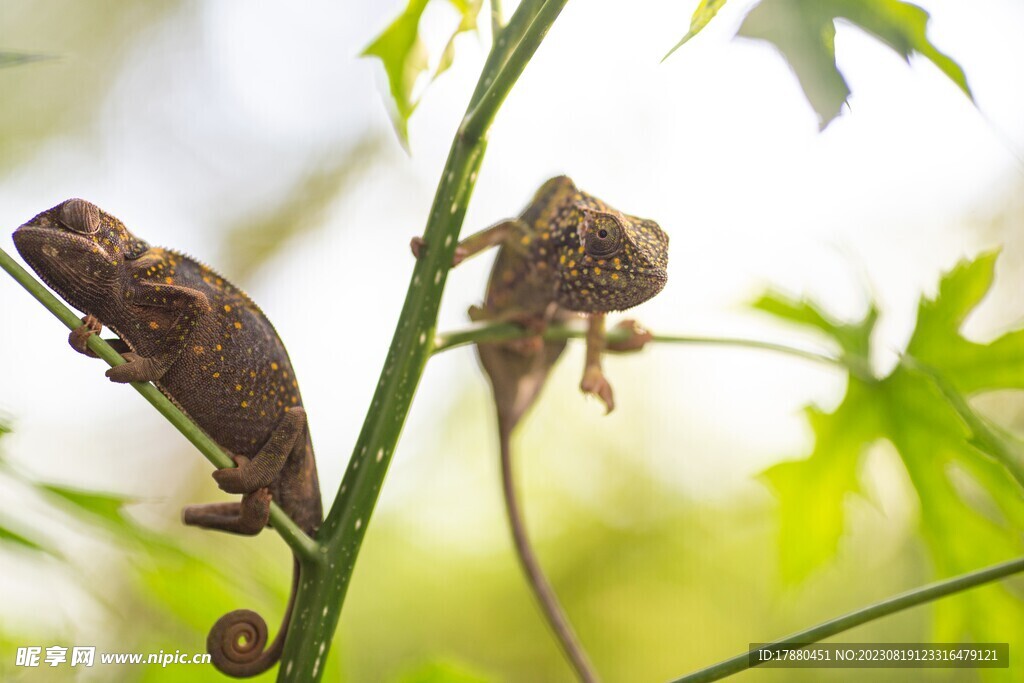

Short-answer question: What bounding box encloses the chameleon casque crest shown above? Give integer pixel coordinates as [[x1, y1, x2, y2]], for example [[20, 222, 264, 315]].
[[14, 198, 321, 678]]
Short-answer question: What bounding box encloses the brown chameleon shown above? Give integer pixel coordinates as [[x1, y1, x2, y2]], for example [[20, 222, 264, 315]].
[[413, 176, 669, 682], [13, 199, 321, 678]]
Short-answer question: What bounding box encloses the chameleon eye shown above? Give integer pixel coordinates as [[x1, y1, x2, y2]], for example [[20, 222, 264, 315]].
[[59, 199, 102, 235], [583, 214, 624, 259]]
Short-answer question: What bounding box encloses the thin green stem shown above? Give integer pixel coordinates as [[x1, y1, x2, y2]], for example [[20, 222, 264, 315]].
[[491, 0, 504, 37], [432, 320, 868, 376], [0, 246, 320, 563], [278, 1, 571, 680], [461, 0, 570, 142], [670, 556, 1024, 683]]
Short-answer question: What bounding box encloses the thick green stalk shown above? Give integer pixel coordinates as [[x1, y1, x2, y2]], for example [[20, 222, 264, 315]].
[[671, 555, 1024, 683], [0, 247, 319, 562], [277, 1, 571, 680]]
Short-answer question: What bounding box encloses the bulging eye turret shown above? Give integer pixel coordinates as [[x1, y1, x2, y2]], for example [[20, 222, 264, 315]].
[[59, 199, 102, 235], [582, 212, 624, 259]]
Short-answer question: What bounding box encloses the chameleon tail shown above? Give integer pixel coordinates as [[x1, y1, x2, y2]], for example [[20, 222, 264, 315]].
[[498, 421, 601, 683], [207, 558, 299, 678]]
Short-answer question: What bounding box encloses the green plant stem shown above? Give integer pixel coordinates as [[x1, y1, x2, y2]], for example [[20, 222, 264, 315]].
[[491, 0, 504, 36], [277, 1, 571, 680], [461, 0, 567, 141], [670, 555, 1024, 683], [0, 246, 319, 562], [433, 320, 856, 371]]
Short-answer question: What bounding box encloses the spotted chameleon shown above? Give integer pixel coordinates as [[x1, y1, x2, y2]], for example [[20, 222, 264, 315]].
[[413, 175, 669, 682], [13, 199, 321, 678]]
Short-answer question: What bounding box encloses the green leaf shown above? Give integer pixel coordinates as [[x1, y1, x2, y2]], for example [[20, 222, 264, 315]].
[[752, 290, 877, 371], [38, 482, 137, 528], [663, 0, 729, 60], [363, 0, 432, 148], [364, 0, 483, 147], [762, 382, 881, 581], [757, 252, 1024, 642], [738, 0, 971, 129], [0, 520, 52, 556], [434, 0, 483, 80], [0, 51, 50, 68]]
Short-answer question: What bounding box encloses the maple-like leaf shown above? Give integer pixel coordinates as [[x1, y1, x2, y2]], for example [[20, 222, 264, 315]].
[[737, 0, 971, 128], [757, 252, 1024, 659]]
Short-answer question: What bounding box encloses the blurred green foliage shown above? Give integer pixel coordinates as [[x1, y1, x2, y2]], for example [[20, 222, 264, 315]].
[[758, 252, 1024, 662], [665, 0, 971, 129], [363, 0, 483, 147]]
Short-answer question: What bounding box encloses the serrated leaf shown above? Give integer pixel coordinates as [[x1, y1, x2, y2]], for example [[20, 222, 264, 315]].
[[363, 0, 432, 148], [757, 252, 1024, 641], [434, 0, 482, 81], [738, 0, 971, 129], [663, 0, 729, 61], [752, 290, 877, 368], [762, 383, 881, 582]]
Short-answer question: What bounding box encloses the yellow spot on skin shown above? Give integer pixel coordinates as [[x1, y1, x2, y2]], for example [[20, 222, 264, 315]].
[[193, 345, 204, 355], [224, 304, 232, 312], [536, 261, 547, 269], [291, 396, 297, 404], [570, 269, 578, 277], [542, 232, 550, 240], [148, 321, 159, 330], [559, 254, 566, 264], [164, 276, 174, 284], [233, 321, 242, 329], [520, 235, 531, 246], [216, 344, 222, 351], [241, 401, 248, 408], [284, 406, 290, 413], [594, 267, 601, 275], [568, 260, 576, 268], [235, 384, 242, 391], [250, 371, 256, 378], [611, 273, 619, 280], [578, 246, 584, 254], [271, 362, 279, 371], [213, 372, 220, 378]]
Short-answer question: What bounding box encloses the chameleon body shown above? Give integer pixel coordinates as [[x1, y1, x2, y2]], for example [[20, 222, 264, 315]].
[[13, 199, 321, 678], [414, 176, 669, 682]]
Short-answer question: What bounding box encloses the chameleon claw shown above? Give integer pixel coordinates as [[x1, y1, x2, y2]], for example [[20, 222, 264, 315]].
[[581, 367, 615, 414], [409, 236, 426, 260], [69, 315, 103, 356], [212, 455, 253, 494]]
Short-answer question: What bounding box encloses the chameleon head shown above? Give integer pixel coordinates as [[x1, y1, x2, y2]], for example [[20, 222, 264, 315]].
[[13, 199, 149, 311], [555, 205, 669, 312]]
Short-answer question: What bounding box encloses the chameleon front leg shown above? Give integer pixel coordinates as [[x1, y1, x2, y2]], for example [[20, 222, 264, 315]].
[[410, 219, 528, 267], [580, 313, 614, 413], [68, 315, 131, 357], [105, 281, 212, 384]]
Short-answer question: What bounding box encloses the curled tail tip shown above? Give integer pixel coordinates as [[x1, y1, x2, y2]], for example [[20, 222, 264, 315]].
[[207, 608, 281, 678]]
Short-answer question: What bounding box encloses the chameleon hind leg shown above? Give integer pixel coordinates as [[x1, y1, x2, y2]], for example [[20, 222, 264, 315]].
[[211, 408, 307, 495], [182, 487, 272, 535]]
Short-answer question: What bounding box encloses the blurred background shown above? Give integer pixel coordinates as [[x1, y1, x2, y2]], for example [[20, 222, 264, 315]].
[[1, 0, 1022, 681]]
